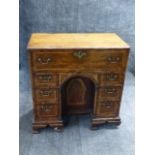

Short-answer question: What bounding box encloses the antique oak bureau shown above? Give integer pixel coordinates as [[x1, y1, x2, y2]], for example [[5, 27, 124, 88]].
[[28, 33, 129, 133]]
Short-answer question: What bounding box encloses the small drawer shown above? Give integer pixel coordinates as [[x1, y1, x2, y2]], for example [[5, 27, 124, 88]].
[[99, 72, 124, 85], [33, 72, 58, 87], [32, 51, 57, 70], [96, 101, 119, 117], [35, 104, 59, 117], [98, 86, 122, 100], [35, 88, 58, 102], [35, 100, 58, 105]]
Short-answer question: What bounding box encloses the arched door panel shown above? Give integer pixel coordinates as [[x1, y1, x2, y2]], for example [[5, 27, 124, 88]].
[[61, 77, 95, 115]]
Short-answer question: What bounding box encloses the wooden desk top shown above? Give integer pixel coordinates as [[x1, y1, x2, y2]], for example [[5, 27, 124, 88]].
[[28, 33, 129, 50]]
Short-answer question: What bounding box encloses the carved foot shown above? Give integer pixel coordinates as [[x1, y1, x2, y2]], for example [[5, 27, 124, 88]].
[[32, 123, 47, 134], [108, 120, 121, 126], [90, 124, 99, 130], [32, 129, 40, 134], [32, 127, 40, 134], [91, 117, 121, 129], [53, 126, 64, 132], [111, 121, 121, 126]]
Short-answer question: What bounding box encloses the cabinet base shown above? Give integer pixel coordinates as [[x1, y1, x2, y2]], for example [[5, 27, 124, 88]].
[[32, 117, 121, 133], [32, 120, 64, 134], [91, 116, 121, 130]]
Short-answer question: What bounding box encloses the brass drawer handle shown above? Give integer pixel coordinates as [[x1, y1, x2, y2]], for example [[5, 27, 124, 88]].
[[104, 102, 113, 108], [39, 90, 53, 96], [41, 105, 52, 112], [73, 51, 87, 59], [104, 87, 117, 94], [38, 75, 52, 82], [37, 57, 52, 64], [106, 73, 118, 81], [107, 56, 121, 63]]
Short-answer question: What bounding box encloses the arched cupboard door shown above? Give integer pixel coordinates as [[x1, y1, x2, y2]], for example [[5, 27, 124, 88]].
[[61, 77, 95, 115]]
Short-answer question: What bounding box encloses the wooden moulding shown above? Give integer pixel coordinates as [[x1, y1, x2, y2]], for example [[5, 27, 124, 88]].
[[32, 120, 64, 133], [91, 116, 121, 130]]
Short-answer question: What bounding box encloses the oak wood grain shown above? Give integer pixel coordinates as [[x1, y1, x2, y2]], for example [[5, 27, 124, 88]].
[[28, 33, 130, 50]]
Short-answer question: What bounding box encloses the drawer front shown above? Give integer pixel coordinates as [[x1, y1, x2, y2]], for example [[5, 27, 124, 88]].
[[99, 72, 124, 85], [97, 86, 122, 100], [31, 50, 128, 71], [35, 100, 57, 105], [96, 101, 119, 117], [35, 104, 59, 117], [33, 72, 58, 87], [34, 88, 58, 102]]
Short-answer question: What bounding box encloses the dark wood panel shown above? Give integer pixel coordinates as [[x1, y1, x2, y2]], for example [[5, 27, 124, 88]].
[[61, 77, 95, 115]]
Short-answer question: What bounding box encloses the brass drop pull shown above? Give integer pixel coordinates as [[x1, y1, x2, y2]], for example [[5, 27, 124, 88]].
[[39, 90, 53, 96], [106, 73, 118, 81], [107, 56, 121, 63], [38, 75, 52, 82], [37, 57, 52, 64], [104, 87, 116, 94], [41, 105, 52, 112], [73, 51, 87, 59], [104, 102, 113, 108]]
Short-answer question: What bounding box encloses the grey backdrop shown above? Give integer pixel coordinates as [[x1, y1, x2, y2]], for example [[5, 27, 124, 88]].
[[20, 0, 135, 91]]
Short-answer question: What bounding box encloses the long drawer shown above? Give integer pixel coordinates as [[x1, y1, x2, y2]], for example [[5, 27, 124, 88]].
[[30, 49, 128, 71]]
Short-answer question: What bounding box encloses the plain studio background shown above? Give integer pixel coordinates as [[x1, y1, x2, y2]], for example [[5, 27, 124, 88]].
[[19, 1, 135, 155]]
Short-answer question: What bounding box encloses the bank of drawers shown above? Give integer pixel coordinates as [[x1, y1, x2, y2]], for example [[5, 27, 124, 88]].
[[96, 73, 124, 117], [32, 71, 59, 119], [30, 50, 126, 119]]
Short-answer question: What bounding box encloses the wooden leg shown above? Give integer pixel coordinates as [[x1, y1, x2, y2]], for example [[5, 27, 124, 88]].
[[32, 120, 63, 133], [32, 123, 47, 134], [110, 121, 121, 126], [108, 119, 121, 126], [32, 126, 40, 134], [91, 117, 121, 129], [32, 129, 40, 134], [90, 124, 99, 130], [53, 126, 64, 132]]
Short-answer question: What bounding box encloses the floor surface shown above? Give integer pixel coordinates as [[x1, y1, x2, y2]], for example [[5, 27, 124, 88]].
[[19, 71, 135, 155]]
